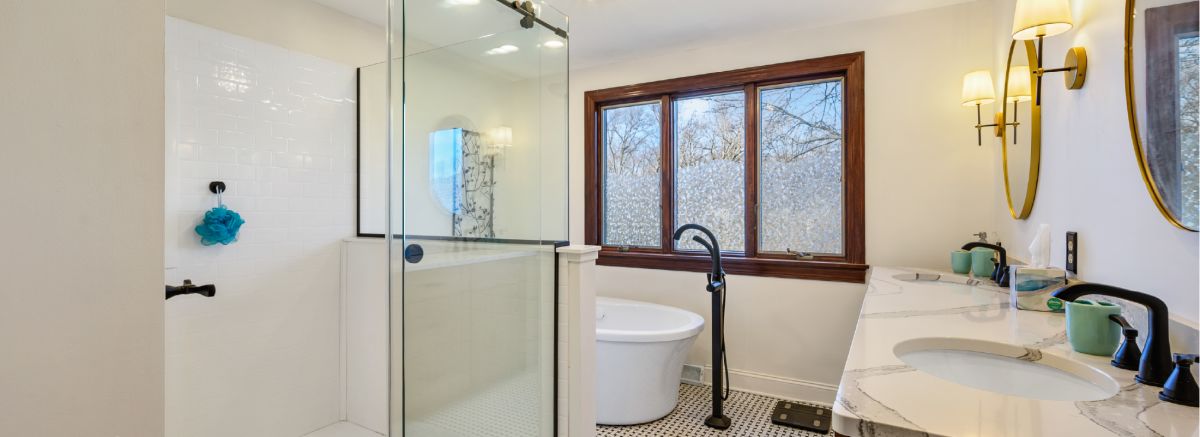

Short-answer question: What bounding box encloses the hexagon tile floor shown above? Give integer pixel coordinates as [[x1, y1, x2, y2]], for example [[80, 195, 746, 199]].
[[596, 384, 832, 437]]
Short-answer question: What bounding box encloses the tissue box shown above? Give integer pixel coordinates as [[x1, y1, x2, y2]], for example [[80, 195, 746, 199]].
[[1009, 266, 1067, 312]]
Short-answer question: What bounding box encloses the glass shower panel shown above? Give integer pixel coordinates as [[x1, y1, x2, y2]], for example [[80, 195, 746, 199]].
[[390, 1, 568, 435]]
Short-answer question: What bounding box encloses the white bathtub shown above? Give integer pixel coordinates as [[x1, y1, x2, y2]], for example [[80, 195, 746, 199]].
[[595, 297, 705, 425]]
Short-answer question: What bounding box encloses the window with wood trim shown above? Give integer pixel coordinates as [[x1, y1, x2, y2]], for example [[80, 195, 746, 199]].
[[583, 53, 867, 283]]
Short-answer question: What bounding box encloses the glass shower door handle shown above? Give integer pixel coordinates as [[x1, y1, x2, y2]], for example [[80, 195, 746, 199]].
[[403, 243, 424, 263]]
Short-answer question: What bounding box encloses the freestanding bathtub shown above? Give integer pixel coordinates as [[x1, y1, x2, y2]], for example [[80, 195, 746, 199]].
[[595, 297, 705, 425]]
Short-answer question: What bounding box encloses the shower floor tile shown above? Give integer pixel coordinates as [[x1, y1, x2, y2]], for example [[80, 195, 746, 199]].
[[596, 384, 831, 437]]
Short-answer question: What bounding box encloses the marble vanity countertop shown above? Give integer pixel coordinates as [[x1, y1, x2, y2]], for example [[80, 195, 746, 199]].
[[832, 266, 1199, 437]]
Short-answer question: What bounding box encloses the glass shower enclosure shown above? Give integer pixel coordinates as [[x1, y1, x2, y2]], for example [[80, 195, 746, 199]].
[[384, 1, 567, 435]]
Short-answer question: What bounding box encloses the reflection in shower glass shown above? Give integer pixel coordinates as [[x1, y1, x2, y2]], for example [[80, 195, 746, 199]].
[[429, 128, 463, 215]]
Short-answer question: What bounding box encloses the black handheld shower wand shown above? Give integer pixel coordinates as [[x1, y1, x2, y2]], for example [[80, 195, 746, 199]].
[[673, 224, 732, 430]]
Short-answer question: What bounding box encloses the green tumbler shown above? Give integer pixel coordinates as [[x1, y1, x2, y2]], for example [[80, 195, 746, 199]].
[[970, 247, 996, 278], [1065, 300, 1122, 356], [951, 250, 972, 274]]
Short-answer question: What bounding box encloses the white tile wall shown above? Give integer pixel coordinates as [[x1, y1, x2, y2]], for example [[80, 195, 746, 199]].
[[164, 17, 356, 437]]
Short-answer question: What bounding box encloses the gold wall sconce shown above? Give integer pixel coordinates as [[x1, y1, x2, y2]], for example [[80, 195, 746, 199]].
[[1003, 65, 1033, 144], [962, 70, 1018, 146], [1012, 0, 1087, 104]]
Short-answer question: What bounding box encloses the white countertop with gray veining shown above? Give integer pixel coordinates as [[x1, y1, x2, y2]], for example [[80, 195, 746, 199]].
[[832, 266, 1199, 437]]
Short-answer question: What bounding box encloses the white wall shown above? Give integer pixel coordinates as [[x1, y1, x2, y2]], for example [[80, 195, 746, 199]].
[[0, 1, 166, 436], [989, 0, 1199, 325], [166, 0, 385, 67], [164, 18, 357, 437], [569, 1, 999, 403]]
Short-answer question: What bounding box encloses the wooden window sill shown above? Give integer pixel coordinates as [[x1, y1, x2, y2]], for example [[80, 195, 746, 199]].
[[595, 250, 869, 283]]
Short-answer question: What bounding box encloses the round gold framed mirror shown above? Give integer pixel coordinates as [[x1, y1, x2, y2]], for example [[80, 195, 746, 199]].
[[1125, 0, 1200, 232], [1002, 39, 1042, 219]]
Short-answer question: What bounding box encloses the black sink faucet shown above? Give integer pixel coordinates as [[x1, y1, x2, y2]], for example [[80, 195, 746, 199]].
[[961, 241, 1009, 287], [1052, 283, 1172, 386]]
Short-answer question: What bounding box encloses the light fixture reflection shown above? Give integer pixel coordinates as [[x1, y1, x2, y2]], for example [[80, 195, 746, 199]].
[[442, 0, 480, 6], [1006, 66, 1033, 103], [485, 44, 520, 55], [543, 40, 564, 49]]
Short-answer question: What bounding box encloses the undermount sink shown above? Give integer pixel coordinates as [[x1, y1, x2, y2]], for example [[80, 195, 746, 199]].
[[891, 272, 980, 285], [894, 337, 1120, 402]]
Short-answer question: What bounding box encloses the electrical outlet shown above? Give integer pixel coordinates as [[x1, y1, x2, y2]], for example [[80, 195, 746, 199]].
[[1065, 231, 1078, 274]]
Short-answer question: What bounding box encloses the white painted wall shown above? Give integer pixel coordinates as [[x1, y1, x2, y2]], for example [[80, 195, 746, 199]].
[[0, 1, 165, 435], [989, 0, 1200, 326], [166, 0, 386, 67], [569, 1, 1000, 403], [164, 18, 357, 437]]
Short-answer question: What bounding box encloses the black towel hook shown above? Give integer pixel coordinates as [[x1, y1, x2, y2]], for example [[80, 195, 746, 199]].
[[209, 181, 226, 207]]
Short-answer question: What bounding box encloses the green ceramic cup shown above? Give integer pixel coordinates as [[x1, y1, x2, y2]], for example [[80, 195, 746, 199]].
[[950, 250, 972, 274], [970, 247, 996, 278], [1065, 299, 1122, 356]]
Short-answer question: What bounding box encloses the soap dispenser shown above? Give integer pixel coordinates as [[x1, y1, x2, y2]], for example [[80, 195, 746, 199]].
[[1159, 354, 1199, 407]]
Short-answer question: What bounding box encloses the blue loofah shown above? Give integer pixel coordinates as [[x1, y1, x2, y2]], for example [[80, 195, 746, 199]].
[[195, 205, 245, 246]]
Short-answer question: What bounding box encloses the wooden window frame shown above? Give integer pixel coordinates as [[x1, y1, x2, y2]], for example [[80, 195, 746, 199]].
[[583, 52, 868, 283]]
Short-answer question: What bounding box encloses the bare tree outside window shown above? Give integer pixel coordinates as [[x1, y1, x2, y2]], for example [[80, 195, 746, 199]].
[[585, 53, 866, 281], [759, 79, 845, 255], [674, 92, 746, 251], [601, 102, 662, 247]]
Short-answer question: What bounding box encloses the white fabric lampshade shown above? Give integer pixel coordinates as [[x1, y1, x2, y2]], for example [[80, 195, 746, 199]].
[[1012, 0, 1074, 40], [1006, 66, 1033, 102], [962, 70, 997, 106]]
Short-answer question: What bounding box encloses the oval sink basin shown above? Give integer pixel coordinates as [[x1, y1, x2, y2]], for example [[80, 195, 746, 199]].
[[894, 337, 1119, 402]]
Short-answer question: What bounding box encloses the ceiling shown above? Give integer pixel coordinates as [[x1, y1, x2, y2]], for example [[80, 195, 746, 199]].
[[314, 0, 977, 68]]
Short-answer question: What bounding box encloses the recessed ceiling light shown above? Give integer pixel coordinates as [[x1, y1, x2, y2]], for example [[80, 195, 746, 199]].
[[543, 40, 564, 49], [485, 44, 519, 55], [442, 0, 479, 6]]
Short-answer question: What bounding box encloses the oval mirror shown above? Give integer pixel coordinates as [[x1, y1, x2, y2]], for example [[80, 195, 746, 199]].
[[1002, 39, 1041, 219], [1126, 0, 1200, 231]]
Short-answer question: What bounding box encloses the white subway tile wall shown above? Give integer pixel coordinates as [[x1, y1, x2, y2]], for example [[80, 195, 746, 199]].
[[164, 17, 357, 437]]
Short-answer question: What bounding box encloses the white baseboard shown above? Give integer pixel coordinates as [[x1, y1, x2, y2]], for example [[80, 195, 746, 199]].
[[681, 364, 837, 406]]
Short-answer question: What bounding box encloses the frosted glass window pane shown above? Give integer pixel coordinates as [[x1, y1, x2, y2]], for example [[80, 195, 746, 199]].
[[674, 92, 745, 252], [759, 79, 844, 255], [602, 102, 662, 248]]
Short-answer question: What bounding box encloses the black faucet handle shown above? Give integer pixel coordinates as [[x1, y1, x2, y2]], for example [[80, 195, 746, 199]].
[[1109, 314, 1142, 371], [1109, 314, 1139, 337], [1160, 353, 1200, 407]]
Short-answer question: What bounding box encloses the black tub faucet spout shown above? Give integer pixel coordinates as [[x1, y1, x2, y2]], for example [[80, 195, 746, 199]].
[[673, 224, 732, 430], [673, 223, 722, 278]]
